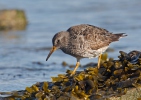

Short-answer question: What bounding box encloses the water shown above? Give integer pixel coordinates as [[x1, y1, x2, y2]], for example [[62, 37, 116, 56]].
[[0, 0, 141, 92]]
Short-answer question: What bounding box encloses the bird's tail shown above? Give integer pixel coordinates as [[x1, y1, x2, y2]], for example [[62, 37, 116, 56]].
[[112, 33, 127, 42], [115, 33, 127, 37]]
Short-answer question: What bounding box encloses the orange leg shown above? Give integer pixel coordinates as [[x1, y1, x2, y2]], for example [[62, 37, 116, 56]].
[[97, 54, 102, 69], [71, 61, 80, 76]]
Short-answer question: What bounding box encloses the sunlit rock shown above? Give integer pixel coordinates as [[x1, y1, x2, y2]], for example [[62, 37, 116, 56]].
[[0, 9, 27, 31]]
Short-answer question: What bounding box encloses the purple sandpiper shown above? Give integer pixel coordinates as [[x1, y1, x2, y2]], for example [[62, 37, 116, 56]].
[[46, 24, 127, 75]]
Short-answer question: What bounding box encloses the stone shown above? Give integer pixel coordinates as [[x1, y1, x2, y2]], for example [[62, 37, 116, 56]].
[[0, 9, 27, 30]]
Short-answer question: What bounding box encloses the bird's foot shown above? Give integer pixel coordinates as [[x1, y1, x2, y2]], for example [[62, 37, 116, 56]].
[[70, 71, 75, 76]]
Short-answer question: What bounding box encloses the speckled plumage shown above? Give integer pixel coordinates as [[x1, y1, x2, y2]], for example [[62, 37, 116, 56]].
[[52, 24, 126, 59], [46, 24, 127, 75]]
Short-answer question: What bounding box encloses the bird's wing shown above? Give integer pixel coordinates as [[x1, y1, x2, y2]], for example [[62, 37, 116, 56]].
[[67, 24, 113, 50]]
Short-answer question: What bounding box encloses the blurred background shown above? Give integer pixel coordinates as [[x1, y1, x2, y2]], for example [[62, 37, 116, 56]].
[[0, 0, 141, 91]]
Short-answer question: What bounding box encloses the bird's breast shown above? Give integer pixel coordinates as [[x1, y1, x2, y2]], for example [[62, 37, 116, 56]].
[[60, 46, 84, 58], [60, 45, 109, 59]]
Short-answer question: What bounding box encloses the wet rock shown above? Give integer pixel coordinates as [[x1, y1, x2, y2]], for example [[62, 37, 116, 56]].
[[0, 9, 27, 30]]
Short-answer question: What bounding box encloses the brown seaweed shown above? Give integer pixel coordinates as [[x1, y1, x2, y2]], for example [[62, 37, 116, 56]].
[[1, 50, 141, 100]]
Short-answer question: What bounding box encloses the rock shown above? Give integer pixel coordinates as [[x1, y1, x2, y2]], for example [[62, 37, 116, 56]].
[[109, 87, 141, 100], [0, 9, 27, 30]]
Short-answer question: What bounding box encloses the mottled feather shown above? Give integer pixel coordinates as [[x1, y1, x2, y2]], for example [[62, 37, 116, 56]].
[[50, 24, 127, 59], [67, 24, 126, 50]]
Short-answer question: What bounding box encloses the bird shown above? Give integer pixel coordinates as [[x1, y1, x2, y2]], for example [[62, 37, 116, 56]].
[[46, 24, 127, 75]]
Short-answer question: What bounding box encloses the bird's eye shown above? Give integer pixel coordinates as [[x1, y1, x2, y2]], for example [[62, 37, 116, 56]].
[[57, 40, 60, 43]]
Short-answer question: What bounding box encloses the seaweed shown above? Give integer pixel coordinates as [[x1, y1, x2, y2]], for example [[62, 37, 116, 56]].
[[1, 50, 141, 100]]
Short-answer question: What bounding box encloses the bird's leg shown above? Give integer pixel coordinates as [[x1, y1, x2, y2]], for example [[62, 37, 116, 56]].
[[71, 59, 80, 76], [97, 54, 102, 69]]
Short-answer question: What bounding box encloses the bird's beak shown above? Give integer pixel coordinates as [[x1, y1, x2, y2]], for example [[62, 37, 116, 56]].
[[46, 46, 57, 61]]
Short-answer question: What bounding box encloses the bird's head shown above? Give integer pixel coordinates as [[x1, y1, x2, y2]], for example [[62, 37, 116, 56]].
[[46, 31, 69, 61]]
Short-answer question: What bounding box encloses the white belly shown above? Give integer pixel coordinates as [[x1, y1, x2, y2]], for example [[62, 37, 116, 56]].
[[83, 46, 109, 58]]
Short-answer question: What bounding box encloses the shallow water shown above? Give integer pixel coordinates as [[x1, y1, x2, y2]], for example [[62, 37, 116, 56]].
[[0, 0, 141, 92]]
